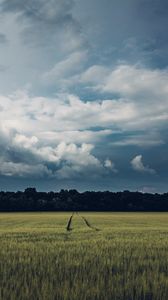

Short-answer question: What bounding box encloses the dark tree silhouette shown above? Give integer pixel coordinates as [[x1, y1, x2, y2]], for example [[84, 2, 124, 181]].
[[0, 188, 168, 212]]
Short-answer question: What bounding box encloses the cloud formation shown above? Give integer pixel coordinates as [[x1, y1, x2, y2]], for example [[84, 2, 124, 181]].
[[131, 155, 156, 174], [0, 0, 84, 51], [0, 62, 167, 180], [43, 50, 88, 89], [0, 0, 75, 25], [112, 132, 164, 147], [0, 92, 117, 178], [104, 159, 118, 173]]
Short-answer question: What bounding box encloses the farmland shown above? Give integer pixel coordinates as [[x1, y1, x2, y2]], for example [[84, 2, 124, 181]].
[[0, 212, 168, 300]]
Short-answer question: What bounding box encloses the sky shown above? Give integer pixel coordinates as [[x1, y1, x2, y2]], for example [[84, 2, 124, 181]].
[[0, 0, 168, 192]]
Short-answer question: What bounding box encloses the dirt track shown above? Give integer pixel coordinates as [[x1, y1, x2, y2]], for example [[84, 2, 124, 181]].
[[66, 213, 100, 231]]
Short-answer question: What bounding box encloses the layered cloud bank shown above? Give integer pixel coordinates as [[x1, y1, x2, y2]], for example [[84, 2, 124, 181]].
[[0, 62, 168, 180]]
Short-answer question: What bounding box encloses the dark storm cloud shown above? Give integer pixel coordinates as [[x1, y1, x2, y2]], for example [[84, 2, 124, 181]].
[[74, 0, 168, 68], [0, 0, 74, 24], [139, 0, 168, 18], [0, 0, 81, 47]]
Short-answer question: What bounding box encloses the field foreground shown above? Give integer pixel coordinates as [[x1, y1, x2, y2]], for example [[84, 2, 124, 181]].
[[0, 212, 168, 300]]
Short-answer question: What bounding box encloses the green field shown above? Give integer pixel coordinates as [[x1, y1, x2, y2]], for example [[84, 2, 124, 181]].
[[0, 212, 168, 300]]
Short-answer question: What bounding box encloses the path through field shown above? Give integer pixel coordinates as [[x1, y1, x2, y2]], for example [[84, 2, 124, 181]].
[[66, 213, 74, 231], [66, 212, 100, 231]]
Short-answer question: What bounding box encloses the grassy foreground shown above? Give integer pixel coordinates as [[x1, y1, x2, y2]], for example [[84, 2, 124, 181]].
[[0, 212, 168, 300]]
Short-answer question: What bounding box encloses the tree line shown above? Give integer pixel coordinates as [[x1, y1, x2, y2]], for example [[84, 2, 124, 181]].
[[0, 188, 168, 211]]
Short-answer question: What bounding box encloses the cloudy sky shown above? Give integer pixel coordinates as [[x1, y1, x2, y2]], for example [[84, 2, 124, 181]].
[[0, 0, 168, 192]]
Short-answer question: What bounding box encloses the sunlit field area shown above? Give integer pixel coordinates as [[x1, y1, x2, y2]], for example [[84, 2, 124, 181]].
[[0, 213, 168, 300]]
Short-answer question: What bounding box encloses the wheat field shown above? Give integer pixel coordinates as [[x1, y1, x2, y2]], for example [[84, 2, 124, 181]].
[[0, 212, 168, 300]]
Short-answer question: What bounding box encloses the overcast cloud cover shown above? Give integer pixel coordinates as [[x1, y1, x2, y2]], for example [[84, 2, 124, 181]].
[[0, 0, 168, 192]]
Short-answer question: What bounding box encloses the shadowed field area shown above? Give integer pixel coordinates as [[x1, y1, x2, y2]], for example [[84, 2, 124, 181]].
[[0, 212, 168, 300]]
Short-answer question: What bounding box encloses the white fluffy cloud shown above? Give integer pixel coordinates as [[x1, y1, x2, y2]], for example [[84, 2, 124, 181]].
[[101, 64, 168, 98], [1, 79, 167, 135], [0, 91, 137, 133], [79, 64, 168, 133], [0, 109, 110, 178], [104, 159, 118, 173], [0, 135, 105, 178], [41, 62, 168, 134], [131, 155, 156, 174]]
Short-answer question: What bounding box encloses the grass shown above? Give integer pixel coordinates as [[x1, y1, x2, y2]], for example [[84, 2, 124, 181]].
[[0, 212, 168, 300]]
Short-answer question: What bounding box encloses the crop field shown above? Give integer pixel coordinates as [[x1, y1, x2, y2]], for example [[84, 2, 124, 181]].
[[0, 212, 168, 300]]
